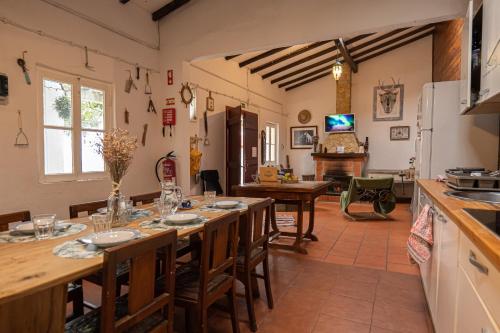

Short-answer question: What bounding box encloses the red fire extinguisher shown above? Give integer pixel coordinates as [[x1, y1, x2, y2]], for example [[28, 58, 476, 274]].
[[155, 151, 176, 183]]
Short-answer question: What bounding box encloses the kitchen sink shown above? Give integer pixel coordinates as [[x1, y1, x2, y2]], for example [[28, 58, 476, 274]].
[[445, 191, 500, 204]]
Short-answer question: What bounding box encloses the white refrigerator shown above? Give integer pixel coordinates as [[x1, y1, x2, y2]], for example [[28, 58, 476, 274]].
[[415, 80, 499, 181]]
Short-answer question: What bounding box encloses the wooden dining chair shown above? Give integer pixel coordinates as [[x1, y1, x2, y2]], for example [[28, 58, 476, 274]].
[[237, 198, 274, 332], [175, 211, 240, 333], [69, 200, 107, 218], [130, 191, 161, 206], [65, 229, 177, 333], [0, 210, 84, 321]]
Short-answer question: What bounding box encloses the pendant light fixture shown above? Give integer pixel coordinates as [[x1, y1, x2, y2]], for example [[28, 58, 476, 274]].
[[332, 60, 342, 81]]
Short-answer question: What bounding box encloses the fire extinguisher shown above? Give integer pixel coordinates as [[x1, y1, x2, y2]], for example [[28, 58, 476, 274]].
[[155, 151, 176, 183]]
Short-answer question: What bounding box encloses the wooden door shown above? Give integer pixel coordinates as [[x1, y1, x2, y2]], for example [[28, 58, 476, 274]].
[[226, 106, 242, 195], [243, 111, 258, 183]]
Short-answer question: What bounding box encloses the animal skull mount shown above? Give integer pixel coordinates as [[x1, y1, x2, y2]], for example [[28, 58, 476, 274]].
[[378, 78, 400, 114]]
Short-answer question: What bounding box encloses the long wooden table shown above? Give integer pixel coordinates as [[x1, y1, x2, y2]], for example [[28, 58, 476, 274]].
[[0, 196, 264, 333], [233, 181, 331, 254]]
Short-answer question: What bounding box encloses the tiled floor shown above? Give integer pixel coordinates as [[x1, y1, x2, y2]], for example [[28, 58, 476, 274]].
[[82, 201, 432, 333]]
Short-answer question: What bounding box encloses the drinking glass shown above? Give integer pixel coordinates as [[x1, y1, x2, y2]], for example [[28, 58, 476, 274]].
[[33, 214, 56, 240], [91, 213, 111, 233], [157, 200, 171, 220], [204, 191, 217, 206], [125, 199, 134, 218]]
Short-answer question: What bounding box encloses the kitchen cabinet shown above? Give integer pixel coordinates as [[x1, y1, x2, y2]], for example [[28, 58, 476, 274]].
[[435, 208, 459, 333], [480, 0, 500, 103], [460, 0, 473, 113], [455, 267, 499, 333]]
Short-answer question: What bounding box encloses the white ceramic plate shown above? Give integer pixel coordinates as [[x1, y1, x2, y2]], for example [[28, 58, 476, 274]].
[[89, 230, 138, 248], [164, 213, 199, 225], [214, 200, 240, 209]]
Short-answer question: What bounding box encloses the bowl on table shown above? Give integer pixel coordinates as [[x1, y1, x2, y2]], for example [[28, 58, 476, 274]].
[[163, 213, 200, 225], [213, 200, 240, 209]]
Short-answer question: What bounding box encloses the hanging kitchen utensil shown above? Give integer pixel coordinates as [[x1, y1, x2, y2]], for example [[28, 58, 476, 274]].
[[162, 108, 176, 137], [84, 46, 95, 71], [124, 70, 137, 93], [147, 96, 157, 114], [141, 124, 148, 146], [16, 51, 31, 85], [203, 110, 210, 146], [136, 64, 140, 80], [124, 108, 129, 124], [206, 91, 214, 111], [180, 83, 193, 107], [144, 70, 152, 95], [14, 110, 29, 147]]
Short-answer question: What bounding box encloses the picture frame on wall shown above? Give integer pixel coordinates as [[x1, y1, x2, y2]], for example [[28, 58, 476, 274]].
[[390, 126, 410, 140], [373, 83, 404, 121], [290, 126, 318, 149]]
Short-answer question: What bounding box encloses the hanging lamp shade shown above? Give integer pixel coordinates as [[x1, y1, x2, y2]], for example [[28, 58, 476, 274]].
[[332, 60, 343, 81]]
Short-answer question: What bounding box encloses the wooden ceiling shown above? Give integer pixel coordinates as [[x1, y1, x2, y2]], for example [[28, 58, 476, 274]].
[[225, 24, 435, 91]]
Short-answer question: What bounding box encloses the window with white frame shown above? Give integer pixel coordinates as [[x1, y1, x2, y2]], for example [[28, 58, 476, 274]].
[[264, 122, 278, 165], [39, 69, 112, 182]]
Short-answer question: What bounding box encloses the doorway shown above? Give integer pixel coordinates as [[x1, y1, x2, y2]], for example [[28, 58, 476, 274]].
[[226, 105, 258, 195]]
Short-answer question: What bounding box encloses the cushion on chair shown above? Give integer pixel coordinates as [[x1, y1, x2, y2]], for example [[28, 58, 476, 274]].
[[171, 263, 232, 300], [64, 295, 166, 333]]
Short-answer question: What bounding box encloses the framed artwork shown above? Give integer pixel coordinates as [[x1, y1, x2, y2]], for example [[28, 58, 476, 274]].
[[290, 126, 318, 149], [390, 126, 410, 140], [373, 83, 404, 121]]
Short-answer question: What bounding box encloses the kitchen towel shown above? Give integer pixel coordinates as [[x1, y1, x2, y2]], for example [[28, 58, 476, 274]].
[[407, 204, 433, 264]]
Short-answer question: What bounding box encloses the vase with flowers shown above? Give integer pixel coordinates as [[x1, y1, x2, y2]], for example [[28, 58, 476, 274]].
[[97, 128, 137, 227]]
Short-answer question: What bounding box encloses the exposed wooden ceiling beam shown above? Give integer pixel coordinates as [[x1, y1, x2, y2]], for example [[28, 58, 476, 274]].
[[152, 0, 190, 21], [270, 53, 341, 84], [285, 72, 331, 91], [351, 25, 435, 59], [238, 47, 289, 67], [119, 0, 130, 4], [225, 54, 241, 60], [262, 34, 370, 80], [250, 40, 332, 74], [334, 38, 357, 73], [355, 30, 434, 64], [278, 64, 334, 88], [348, 28, 409, 53]]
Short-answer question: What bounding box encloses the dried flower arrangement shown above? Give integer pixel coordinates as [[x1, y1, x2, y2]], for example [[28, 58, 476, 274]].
[[96, 128, 137, 225]]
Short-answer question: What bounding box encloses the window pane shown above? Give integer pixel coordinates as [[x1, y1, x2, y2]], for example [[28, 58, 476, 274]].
[[270, 144, 275, 162], [81, 86, 105, 130], [270, 127, 276, 144], [44, 128, 73, 175], [266, 143, 270, 162], [43, 79, 72, 127], [81, 131, 105, 173], [265, 126, 270, 143]]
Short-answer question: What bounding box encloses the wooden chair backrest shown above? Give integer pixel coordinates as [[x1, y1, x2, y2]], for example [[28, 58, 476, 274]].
[[69, 200, 107, 218], [0, 210, 31, 231], [130, 191, 161, 206], [199, 211, 239, 303], [101, 229, 177, 333], [240, 198, 272, 261]]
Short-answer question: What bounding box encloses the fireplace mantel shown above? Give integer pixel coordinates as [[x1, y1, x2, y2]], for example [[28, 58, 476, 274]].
[[311, 152, 368, 160]]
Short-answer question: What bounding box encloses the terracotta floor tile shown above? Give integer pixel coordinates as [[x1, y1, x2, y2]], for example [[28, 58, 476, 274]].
[[312, 314, 370, 333], [372, 301, 431, 333], [339, 265, 381, 284], [358, 245, 388, 257], [332, 278, 377, 302], [370, 327, 399, 333], [323, 254, 356, 265], [321, 294, 373, 324], [388, 253, 412, 265], [355, 254, 387, 270], [387, 263, 420, 276]]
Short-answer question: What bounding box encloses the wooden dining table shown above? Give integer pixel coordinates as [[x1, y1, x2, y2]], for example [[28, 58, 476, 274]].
[[0, 196, 266, 333], [233, 181, 332, 254]]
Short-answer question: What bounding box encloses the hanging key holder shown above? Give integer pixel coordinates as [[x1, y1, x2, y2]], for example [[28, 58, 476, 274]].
[[14, 110, 29, 147], [17, 51, 31, 85]]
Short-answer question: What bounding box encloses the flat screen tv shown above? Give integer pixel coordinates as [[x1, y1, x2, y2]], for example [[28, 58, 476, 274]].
[[324, 114, 355, 133]]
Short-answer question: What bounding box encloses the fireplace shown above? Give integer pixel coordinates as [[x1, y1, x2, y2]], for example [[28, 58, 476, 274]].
[[323, 172, 352, 196]]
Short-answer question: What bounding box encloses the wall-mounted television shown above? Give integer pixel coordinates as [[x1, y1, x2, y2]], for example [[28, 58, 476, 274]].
[[324, 114, 355, 133]]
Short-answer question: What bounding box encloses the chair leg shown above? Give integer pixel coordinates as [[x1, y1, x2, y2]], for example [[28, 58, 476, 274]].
[[199, 305, 208, 333], [244, 271, 257, 332], [227, 286, 241, 333], [185, 306, 194, 333], [72, 285, 84, 317], [262, 258, 274, 309]]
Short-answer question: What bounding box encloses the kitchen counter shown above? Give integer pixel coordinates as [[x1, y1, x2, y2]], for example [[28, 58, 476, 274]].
[[417, 179, 500, 271]]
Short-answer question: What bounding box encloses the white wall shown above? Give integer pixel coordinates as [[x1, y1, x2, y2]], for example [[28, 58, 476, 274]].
[[285, 36, 433, 176], [0, 0, 166, 218], [187, 58, 287, 194]]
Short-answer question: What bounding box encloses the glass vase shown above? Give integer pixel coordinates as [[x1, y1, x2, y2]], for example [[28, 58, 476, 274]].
[[107, 191, 127, 227]]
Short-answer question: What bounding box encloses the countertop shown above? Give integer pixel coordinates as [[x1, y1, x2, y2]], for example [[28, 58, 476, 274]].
[[417, 179, 500, 271]]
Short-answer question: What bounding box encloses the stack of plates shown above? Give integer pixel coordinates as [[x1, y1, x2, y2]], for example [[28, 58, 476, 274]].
[[79, 229, 141, 248], [164, 213, 201, 225], [213, 200, 240, 209]]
